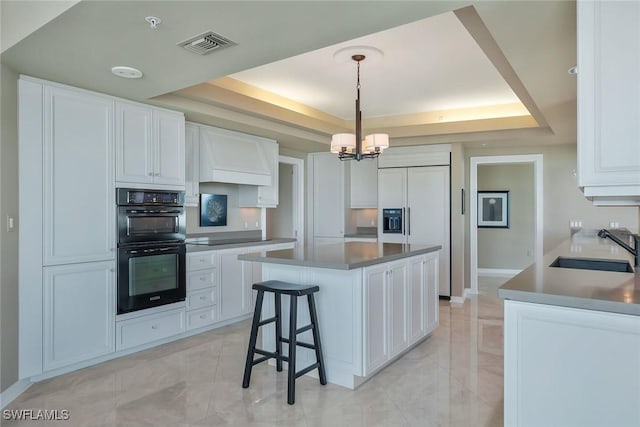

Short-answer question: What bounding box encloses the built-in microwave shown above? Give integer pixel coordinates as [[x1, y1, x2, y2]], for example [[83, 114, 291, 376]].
[[117, 188, 186, 245]]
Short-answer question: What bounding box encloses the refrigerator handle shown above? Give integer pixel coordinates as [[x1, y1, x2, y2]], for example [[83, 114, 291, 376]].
[[407, 207, 411, 236], [402, 208, 406, 235]]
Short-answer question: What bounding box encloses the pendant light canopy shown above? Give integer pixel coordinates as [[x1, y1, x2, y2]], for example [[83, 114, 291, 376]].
[[330, 54, 389, 161]]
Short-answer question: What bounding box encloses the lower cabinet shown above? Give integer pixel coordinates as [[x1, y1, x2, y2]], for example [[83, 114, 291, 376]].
[[116, 308, 186, 351], [363, 252, 439, 375], [219, 248, 253, 321], [504, 300, 640, 427], [43, 261, 115, 371]]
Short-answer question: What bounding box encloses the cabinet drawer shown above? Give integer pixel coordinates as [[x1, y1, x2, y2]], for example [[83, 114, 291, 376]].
[[187, 306, 218, 330], [187, 287, 217, 310], [187, 252, 218, 271], [116, 308, 185, 351], [188, 269, 217, 291]]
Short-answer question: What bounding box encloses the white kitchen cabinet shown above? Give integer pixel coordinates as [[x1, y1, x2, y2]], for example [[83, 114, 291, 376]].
[[378, 168, 407, 209], [350, 158, 378, 208], [186, 250, 219, 329], [577, 0, 640, 204], [115, 101, 185, 188], [388, 263, 408, 358], [116, 307, 186, 351], [219, 248, 253, 321], [504, 300, 640, 427], [363, 264, 388, 374], [363, 253, 439, 376], [238, 140, 279, 208], [184, 122, 200, 206], [43, 85, 115, 266], [153, 110, 185, 186], [43, 261, 115, 371], [309, 152, 348, 241]]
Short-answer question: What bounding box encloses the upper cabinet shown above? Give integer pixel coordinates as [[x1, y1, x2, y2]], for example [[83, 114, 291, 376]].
[[308, 152, 348, 238], [350, 158, 378, 208], [43, 85, 116, 266], [116, 100, 185, 189], [577, 0, 640, 205], [184, 122, 200, 207]]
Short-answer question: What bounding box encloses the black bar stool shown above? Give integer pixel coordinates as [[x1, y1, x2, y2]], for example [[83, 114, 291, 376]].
[[242, 280, 327, 405]]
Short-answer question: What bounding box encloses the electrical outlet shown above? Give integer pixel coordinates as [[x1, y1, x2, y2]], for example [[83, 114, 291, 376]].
[[255, 221, 259, 228], [244, 222, 248, 229], [6, 215, 15, 232]]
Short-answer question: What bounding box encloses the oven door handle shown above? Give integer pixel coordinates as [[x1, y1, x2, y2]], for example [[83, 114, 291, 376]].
[[125, 209, 182, 214], [127, 247, 175, 255]]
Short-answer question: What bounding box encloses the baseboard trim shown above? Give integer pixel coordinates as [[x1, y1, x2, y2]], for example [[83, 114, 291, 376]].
[[0, 379, 32, 409], [463, 288, 476, 298], [449, 296, 465, 304], [478, 268, 522, 277]]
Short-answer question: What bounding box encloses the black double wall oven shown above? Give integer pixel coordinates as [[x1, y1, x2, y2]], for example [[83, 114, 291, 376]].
[[117, 188, 186, 314]]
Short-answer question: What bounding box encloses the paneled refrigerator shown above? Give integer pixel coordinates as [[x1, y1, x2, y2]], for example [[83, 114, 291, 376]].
[[378, 166, 451, 297]]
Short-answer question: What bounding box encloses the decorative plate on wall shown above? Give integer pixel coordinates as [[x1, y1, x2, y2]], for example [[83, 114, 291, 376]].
[[200, 194, 227, 227]]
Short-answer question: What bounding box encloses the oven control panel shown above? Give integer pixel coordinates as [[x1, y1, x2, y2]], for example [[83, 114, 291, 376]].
[[117, 188, 185, 206]]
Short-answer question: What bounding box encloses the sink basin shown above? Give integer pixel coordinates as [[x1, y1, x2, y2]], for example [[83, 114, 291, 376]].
[[550, 256, 633, 273]]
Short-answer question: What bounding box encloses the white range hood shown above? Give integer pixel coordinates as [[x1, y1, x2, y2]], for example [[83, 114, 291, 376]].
[[199, 126, 272, 186]]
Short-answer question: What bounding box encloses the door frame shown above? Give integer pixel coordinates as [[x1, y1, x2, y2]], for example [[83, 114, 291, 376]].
[[469, 154, 543, 294], [261, 155, 305, 247]]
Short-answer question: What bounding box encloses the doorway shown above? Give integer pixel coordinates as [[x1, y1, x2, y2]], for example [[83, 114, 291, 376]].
[[264, 155, 305, 247], [469, 155, 543, 295]]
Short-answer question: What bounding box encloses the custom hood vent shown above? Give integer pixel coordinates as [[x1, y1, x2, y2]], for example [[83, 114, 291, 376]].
[[177, 31, 236, 55]]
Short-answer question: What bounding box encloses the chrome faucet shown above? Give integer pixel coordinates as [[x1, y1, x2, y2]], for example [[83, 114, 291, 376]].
[[597, 229, 640, 267]]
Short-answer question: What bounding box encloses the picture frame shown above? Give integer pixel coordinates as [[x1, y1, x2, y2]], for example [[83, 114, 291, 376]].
[[477, 191, 509, 228], [200, 194, 228, 227]]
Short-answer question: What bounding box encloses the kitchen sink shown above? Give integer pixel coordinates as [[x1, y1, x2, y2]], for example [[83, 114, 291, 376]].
[[550, 256, 633, 273]]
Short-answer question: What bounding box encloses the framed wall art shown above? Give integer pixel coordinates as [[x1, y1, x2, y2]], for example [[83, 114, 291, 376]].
[[200, 194, 228, 227], [477, 191, 509, 228]]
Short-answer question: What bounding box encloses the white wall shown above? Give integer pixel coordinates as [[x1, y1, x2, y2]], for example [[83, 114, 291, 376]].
[[186, 183, 261, 234], [465, 143, 639, 288], [477, 163, 535, 270], [0, 63, 19, 392], [266, 163, 294, 239]]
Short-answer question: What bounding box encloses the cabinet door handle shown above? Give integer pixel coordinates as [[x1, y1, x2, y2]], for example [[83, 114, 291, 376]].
[[402, 208, 406, 235], [200, 296, 207, 300], [407, 207, 411, 236], [148, 172, 153, 176], [200, 314, 207, 319], [151, 325, 158, 330]]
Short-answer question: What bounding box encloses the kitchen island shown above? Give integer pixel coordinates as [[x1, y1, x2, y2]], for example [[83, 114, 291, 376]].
[[239, 242, 441, 389], [498, 230, 639, 427]]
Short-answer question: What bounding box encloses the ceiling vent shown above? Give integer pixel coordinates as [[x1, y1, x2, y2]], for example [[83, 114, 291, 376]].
[[177, 31, 236, 55]]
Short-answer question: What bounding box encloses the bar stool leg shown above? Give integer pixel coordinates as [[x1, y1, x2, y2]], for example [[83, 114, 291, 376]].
[[307, 293, 327, 385], [242, 290, 264, 388], [287, 295, 298, 405], [275, 292, 283, 372]]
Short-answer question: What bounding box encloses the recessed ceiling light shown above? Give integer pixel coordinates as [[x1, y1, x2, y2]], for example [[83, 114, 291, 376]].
[[111, 66, 143, 79]]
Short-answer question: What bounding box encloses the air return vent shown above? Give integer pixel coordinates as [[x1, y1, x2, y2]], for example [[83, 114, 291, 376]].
[[177, 31, 236, 55]]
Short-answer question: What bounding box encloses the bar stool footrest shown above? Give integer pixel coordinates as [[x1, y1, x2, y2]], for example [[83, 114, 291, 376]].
[[254, 348, 288, 363], [295, 363, 320, 379], [280, 337, 317, 350], [258, 316, 277, 327]]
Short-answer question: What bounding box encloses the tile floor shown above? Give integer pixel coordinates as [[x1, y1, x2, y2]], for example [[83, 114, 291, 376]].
[[6, 276, 508, 427]]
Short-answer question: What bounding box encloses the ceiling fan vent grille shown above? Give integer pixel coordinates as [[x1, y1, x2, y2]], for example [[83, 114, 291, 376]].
[[177, 31, 236, 55]]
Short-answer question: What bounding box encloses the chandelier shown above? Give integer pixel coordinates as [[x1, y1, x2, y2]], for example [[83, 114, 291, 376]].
[[330, 54, 389, 161]]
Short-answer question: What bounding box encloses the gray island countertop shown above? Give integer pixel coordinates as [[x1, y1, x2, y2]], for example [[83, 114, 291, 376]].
[[239, 242, 441, 270], [498, 231, 639, 316]]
